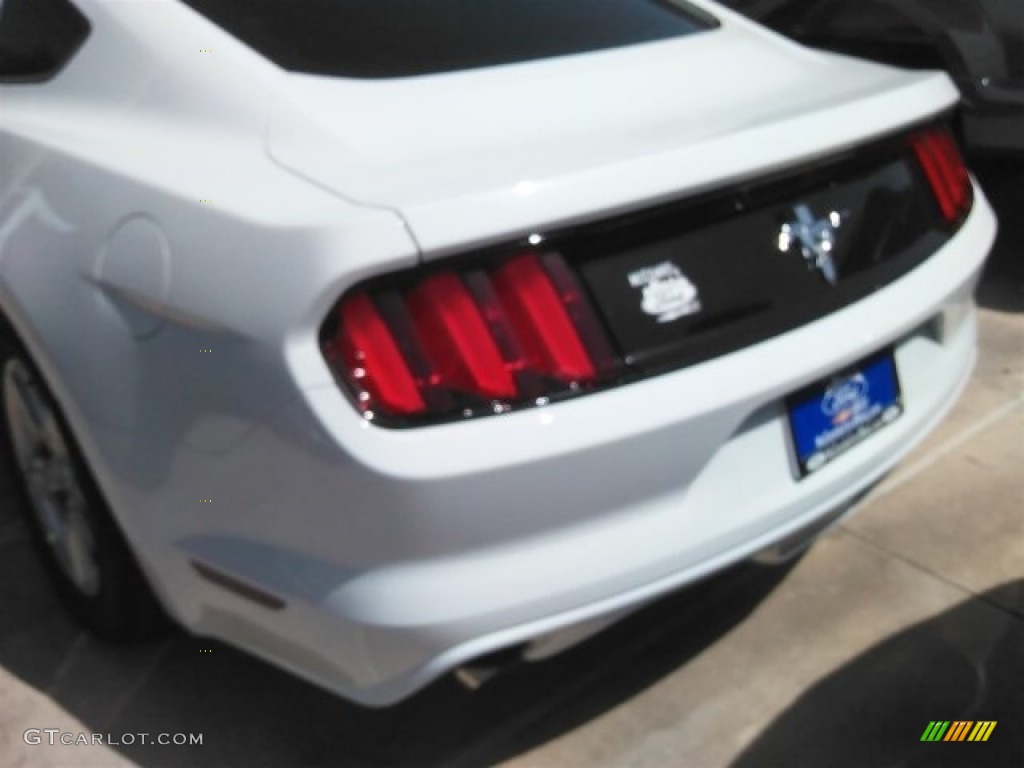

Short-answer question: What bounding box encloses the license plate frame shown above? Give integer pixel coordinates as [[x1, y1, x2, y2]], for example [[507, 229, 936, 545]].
[[786, 350, 904, 478]]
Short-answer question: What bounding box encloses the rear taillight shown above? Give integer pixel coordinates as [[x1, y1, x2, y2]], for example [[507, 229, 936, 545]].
[[911, 127, 972, 224], [322, 250, 622, 425]]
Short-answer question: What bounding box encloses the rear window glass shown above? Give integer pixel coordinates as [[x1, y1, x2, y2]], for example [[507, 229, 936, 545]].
[[0, 0, 90, 83], [179, 0, 718, 78]]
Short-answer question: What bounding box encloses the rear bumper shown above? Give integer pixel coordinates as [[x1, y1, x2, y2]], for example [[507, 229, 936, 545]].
[[149, 188, 993, 707]]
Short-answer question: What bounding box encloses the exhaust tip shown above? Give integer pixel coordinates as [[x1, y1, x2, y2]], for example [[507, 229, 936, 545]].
[[454, 665, 497, 690], [453, 645, 527, 691]]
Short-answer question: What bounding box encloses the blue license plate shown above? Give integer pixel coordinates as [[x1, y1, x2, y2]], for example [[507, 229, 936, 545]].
[[787, 352, 903, 477]]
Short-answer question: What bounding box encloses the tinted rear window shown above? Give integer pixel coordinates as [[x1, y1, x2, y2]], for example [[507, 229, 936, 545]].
[[180, 0, 718, 78]]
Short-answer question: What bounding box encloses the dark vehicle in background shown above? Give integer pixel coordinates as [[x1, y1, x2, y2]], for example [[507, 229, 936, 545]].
[[719, 0, 1024, 154]]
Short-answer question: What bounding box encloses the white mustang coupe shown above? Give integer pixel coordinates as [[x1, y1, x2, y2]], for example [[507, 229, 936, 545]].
[[0, 0, 995, 705]]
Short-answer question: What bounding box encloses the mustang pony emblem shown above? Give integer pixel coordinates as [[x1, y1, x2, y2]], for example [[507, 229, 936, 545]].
[[778, 204, 845, 285]]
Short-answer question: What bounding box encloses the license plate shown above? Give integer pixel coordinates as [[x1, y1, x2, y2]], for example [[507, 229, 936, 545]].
[[786, 351, 903, 477]]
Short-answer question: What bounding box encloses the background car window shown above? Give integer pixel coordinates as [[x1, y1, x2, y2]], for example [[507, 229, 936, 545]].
[[0, 0, 89, 83], [179, 0, 719, 78]]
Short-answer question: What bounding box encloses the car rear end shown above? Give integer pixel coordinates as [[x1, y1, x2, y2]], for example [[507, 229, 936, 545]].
[[277, 123, 990, 706], [67, 0, 997, 706]]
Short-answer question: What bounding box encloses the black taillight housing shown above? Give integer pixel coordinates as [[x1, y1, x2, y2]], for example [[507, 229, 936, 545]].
[[321, 250, 622, 425]]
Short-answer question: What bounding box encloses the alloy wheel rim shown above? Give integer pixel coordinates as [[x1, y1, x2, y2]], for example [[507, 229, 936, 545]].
[[2, 358, 101, 597]]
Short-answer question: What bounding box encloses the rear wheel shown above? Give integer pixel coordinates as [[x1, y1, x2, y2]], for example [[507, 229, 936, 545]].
[[0, 329, 168, 641]]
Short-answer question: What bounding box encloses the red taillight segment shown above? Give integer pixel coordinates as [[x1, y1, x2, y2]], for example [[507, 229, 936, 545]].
[[328, 251, 620, 421], [407, 272, 516, 399], [336, 294, 424, 415], [492, 254, 597, 382], [912, 128, 972, 223], [540, 251, 620, 377]]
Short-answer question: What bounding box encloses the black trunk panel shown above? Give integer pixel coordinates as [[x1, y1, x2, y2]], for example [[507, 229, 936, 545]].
[[559, 131, 959, 374]]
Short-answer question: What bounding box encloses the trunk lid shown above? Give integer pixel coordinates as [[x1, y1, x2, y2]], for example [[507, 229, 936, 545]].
[[265, 11, 959, 254]]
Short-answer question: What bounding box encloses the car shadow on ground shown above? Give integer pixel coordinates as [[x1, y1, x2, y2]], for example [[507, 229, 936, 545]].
[[0, 500, 799, 768], [730, 580, 1024, 768]]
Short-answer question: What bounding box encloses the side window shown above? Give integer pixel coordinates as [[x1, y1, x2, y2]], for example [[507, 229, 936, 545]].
[[0, 0, 89, 83]]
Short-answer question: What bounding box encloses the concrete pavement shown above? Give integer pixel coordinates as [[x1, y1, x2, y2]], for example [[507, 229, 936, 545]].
[[0, 165, 1021, 768]]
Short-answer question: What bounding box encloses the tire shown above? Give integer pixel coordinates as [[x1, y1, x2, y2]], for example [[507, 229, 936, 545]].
[[0, 324, 169, 641]]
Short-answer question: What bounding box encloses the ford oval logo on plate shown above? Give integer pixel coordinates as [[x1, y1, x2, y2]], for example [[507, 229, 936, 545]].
[[786, 352, 903, 477]]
